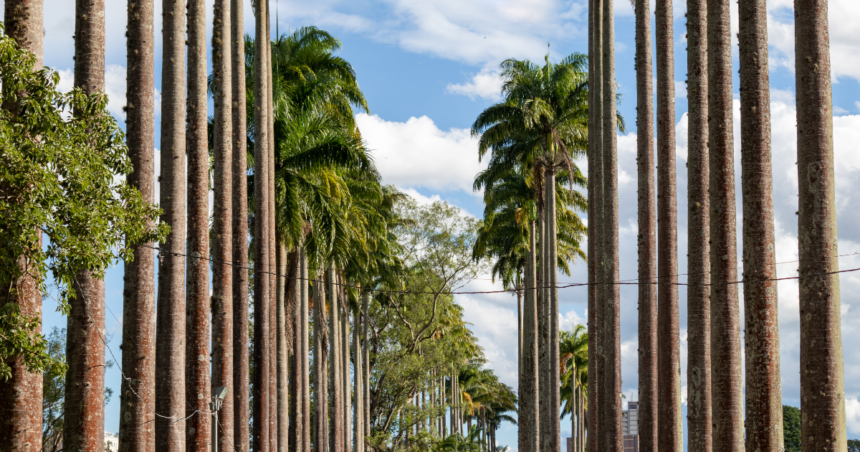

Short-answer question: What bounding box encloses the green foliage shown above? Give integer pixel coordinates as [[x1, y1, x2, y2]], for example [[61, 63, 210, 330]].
[[848, 439, 860, 452], [783, 405, 801, 452], [434, 427, 484, 452]]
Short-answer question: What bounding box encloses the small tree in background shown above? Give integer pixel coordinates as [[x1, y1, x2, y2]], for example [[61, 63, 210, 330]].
[[782, 405, 801, 452]]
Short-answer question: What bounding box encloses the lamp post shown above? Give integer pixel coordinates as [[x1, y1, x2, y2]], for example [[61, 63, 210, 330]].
[[211, 386, 229, 452]]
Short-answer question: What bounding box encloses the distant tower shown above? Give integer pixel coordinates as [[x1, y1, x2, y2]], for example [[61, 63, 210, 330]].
[[622, 401, 640, 452]]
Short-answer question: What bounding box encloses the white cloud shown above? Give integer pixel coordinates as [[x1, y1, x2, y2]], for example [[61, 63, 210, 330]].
[[355, 113, 487, 195], [447, 65, 504, 101], [55, 65, 162, 123]]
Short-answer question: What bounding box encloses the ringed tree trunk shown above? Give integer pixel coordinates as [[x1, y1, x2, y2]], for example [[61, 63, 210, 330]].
[[794, 0, 847, 448], [231, 0, 251, 448], [600, 0, 621, 447], [656, 0, 682, 448], [518, 221, 539, 452], [266, 8, 279, 450], [119, 0, 156, 450], [276, 244, 291, 451], [211, 0, 235, 447], [0, 2, 44, 446], [685, 0, 712, 449], [738, 0, 783, 449], [343, 286, 352, 452], [587, 0, 603, 449], [65, 0, 106, 449], [252, 0, 272, 449], [634, 0, 658, 448], [329, 267, 345, 452], [314, 272, 331, 452], [546, 168, 562, 452], [707, 0, 744, 449], [301, 248, 312, 452], [289, 248, 303, 452], [354, 291, 366, 452], [186, 0, 212, 448], [155, 0, 187, 448]]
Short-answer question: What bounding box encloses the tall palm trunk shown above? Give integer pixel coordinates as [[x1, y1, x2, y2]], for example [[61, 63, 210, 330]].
[[186, 0, 211, 447], [519, 220, 539, 452], [212, 0, 234, 447], [794, 0, 847, 448], [634, 0, 658, 448], [231, 0, 250, 448], [301, 249, 312, 452], [277, 244, 290, 451], [685, 0, 712, 449], [578, 386, 585, 452], [587, 0, 603, 448], [538, 197, 550, 446], [330, 267, 345, 452], [0, 1, 43, 447], [707, 0, 744, 449], [290, 247, 305, 452], [600, 0, 621, 448], [119, 1, 156, 450], [65, 1, 106, 449], [354, 292, 366, 452], [546, 169, 562, 452], [314, 273, 330, 452], [738, 0, 783, 449], [343, 283, 352, 452], [155, 0, 187, 448], [656, 0, 681, 449], [266, 8, 279, 449], [252, 0, 272, 449], [363, 286, 371, 438]]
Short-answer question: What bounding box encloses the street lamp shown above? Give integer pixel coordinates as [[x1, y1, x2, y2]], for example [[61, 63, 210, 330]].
[[211, 386, 228, 452]]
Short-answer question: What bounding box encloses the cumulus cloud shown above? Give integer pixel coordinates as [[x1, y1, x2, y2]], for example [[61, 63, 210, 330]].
[[447, 65, 504, 101], [55, 65, 162, 123], [356, 113, 487, 195]]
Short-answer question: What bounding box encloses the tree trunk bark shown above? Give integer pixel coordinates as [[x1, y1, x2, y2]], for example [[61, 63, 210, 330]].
[[600, 0, 621, 448], [634, 0, 658, 449], [587, 0, 602, 449], [738, 0, 784, 450], [212, 0, 235, 448], [656, 0, 681, 449], [65, 1, 107, 449], [793, 0, 847, 449], [314, 273, 330, 452], [277, 244, 290, 451], [330, 267, 345, 452], [685, 0, 712, 450], [119, 1, 156, 449], [546, 170, 562, 452], [707, 0, 744, 450], [354, 291, 365, 452], [155, 0, 187, 448], [363, 287, 371, 438], [231, 0, 250, 448], [538, 202, 550, 446], [343, 281, 352, 452], [266, 7, 279, 450], [290, 250, 303, 452], [186, 0, 212, 448], [252, 0, 272, 449], [301, 249, 312, 452]]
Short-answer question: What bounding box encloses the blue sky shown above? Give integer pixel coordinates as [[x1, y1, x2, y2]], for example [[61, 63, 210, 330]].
[[11, 0, 860, 449]]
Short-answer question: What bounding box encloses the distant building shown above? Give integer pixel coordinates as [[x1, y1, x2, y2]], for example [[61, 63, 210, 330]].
[[567, 436, 573, 452], [622, 401, 639, 452], [105, 431, 119, 451]]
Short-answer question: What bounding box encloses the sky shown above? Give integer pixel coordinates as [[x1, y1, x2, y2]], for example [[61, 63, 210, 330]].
[[7, 0, 860, 449]]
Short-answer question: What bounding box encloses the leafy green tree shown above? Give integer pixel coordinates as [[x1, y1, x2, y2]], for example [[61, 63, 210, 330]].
[[848, 439, 860, 452], [783, 405, 801, 452]]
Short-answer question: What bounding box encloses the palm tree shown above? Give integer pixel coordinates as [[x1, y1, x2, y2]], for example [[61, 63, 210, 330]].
[[587, 1, 602, 449], [186, 0, 211, 448], [685, 0, 711, 449], [560, 325, 587, 452], [656, 0, 681, 449], [252, 0, 273, 449], [64, 0, 107, 449], [314, 270, 330, 451], [230, 0, 251, 448], [635, 0, 658, 448], [738, 0, 783, 449], [0, 1, 44, 449], [211, 0, 234, 447], [119, 0, 156, 450], [155, 0, 187, 448], [793, 0, 846, 447], [707, 0, 744, 449]]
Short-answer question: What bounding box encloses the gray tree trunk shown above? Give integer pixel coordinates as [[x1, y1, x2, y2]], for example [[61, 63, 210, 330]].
[[65, 0, 107, 449], [266, 8, 279, 449], [656, 0, 682, 448], [154, 0, 187, 448], [252, 0, 272, 449], [330, 267, 345, 452], [634, 0, 658, 448], [290, 249, 303, 452], [277, 244, 290, 451], [343, 281, 352, 452], [119, 0, 156, 449], [363, 287, 371, 438], [793, 0, 847, 449], [538, 202, 550, 446], [230, 0, 250, 448], [212, 0, 234, 447], [547, 170, 562, 452], [314, 274, 330, 452], [354, 291, 366, 452], [738, 0, 784, 449], [707, 0, 744, 450], [520, 222, 539, 452], [685, 0, 712, 449]]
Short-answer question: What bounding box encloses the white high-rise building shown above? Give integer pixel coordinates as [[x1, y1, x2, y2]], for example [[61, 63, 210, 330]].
[[622, 401, 640, 435]]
